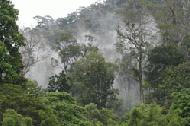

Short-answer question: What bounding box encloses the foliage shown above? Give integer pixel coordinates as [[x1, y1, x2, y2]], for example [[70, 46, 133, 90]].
[[2, 109, 32, 126], [120, 104, 184, 126], [163, 62, 190, 89], [0, 84, 107, 126], [116, 0, 154, 101], [180, 35, 190, 60], [39, 108, 60, 126], [58, 38, 82, 71], [0, 43, 20, 83], [145, 45, 185, 104], [146, 0, 190, 45], [85, 103, 118, 126], [41, 92, 119, 126], [68, 50, 117, 108], [2, 0, 190, 126], [55, 32, 98, 72], [48, 71, 71, 92], [0, 81, 46, 125], [0, 0, 24, 84], [42, 92, 93, 126], [146, 61, 190, 107], [170, 89, 190, 126], [146, 45, 185, 85]]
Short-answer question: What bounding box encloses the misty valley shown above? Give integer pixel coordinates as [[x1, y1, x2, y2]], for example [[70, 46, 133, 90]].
[[0, 0, 190, 126]]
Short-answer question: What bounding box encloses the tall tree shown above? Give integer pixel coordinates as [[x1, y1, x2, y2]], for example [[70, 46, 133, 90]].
[[116, 0, 153, 102], [20, 28, 41, 74], [0, 0, 24, 84], [68, 50, 117, 108], [55, 32, 97, 72]]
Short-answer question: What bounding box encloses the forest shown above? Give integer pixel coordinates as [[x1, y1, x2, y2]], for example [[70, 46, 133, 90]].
[[0, 0, 190, 125]]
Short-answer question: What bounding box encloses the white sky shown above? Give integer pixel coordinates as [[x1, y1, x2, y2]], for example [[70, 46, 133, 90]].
[[11, 0, 103, 28]]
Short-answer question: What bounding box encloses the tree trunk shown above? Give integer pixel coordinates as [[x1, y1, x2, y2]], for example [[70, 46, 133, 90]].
[[139, 47, 144, 102]]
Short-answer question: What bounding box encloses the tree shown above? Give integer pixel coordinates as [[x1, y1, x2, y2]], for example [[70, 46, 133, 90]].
[[55, 32, 97, 72], [145, 45, 185, 104], [48, 71, 71, 92], [85, 103, 118, 126], [116, 0, 154, 101], [34, 15, 55, 29], [2, 109, 32, 126], [59, 41, 83, 72], [146, 0, 190, 45], [0, 81, 45, 125], [147, 62, 190, 106], [179, 35, 190, 60], [171, 89, 190, 126], [162, 62, 190, 92], [120, 104, 184, 126], [68, 50, 117, 108], [0, 0, 24, 84], [0, 43, 20, 83], [47, 33, 98, 92], [146, 45, 185, 84], [42, 92, 92, 126], [20, 28, 41, 74], [39, 108, 60, 126], [117, 22, 150, 102]]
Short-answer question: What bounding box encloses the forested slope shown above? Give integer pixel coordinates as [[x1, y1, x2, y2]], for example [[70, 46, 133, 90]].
[[1, 0, 190, 126]]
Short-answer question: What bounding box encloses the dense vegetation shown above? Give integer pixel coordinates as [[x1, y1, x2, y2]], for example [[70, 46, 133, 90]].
[[1, 0, 190, 126]]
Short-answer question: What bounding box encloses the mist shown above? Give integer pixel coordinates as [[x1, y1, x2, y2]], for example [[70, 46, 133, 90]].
[[20, 0, 160, 110]]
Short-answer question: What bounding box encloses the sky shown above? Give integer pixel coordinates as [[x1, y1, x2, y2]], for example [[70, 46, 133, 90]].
[[11, 0, 103, 28]]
